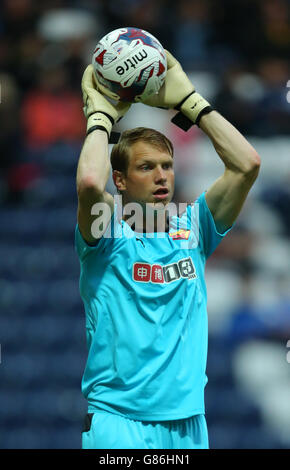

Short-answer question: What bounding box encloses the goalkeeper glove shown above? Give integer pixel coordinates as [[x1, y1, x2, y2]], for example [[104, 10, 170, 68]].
[[138, 50, 213, 130], [81, 64, 131, 143]]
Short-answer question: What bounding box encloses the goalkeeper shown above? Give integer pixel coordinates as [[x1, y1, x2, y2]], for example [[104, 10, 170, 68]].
[[76, 51, 260, 449]]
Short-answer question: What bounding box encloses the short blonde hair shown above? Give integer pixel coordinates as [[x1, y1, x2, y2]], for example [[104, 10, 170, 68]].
[[110, 127, 174, 174]]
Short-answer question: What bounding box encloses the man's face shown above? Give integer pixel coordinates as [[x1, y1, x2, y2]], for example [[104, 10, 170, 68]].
[[116, 140, 175, 207]]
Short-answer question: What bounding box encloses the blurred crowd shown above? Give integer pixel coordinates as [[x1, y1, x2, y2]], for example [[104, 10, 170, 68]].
[[1, 0, 290, 449], [1, 0, 290, 202]]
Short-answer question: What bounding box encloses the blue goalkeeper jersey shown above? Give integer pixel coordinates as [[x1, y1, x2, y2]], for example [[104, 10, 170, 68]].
[[75, 192, 232, 421]]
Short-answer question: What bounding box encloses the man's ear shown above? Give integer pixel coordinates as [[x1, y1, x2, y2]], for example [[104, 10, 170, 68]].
[[113, 170, 127, 192]]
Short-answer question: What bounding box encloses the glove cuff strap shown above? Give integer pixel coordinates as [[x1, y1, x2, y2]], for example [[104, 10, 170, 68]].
[[171, 92, 213, 131], [86, 112, 113, 137], [180, 92, 212, 124]]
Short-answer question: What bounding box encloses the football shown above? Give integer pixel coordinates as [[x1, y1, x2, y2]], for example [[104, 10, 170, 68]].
[[92, 27, 167, 102]]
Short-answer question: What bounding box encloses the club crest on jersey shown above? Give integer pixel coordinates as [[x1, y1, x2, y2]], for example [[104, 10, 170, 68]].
[[133, 257, 197, 284], [169, 229, 190, 240]]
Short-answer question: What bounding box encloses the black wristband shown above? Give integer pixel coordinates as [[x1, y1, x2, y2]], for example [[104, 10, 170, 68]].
[[86, 125, 109, 138], [109, 131, 121, 144], [171, 106, 214, 131], [171, 112, 194, 131], [195, 106, 214, 126], [86, 126, 120, 144]]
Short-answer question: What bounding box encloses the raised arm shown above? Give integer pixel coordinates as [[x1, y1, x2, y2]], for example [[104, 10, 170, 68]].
[[77, 65, 131, 244], [140, 50, 260, 231], [198, 111, 260, 232], [77, 130, 113, 244]]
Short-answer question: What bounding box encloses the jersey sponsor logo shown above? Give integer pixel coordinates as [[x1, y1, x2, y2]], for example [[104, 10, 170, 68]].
[[151, 265, 164, 283], [133, 263, 151, 282], [133, 257, 197, 284], [169, 229, 190, 240]]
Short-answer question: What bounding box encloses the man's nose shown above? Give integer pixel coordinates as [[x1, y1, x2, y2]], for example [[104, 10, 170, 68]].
[[154, 166, 167, 183]]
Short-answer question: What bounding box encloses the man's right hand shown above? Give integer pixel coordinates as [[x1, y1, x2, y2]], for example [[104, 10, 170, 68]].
[[81, 64, 131, 139]]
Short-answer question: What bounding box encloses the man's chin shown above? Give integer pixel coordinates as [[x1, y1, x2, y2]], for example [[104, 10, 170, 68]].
[[147, 201, 168, 211], [128, 195, 172, 211]]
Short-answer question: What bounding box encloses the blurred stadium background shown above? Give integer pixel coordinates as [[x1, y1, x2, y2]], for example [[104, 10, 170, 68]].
[[0, 0, 290, 449]]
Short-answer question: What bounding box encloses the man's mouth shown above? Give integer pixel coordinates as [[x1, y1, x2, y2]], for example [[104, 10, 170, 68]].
[[153, 188, 169, 197], [153, 188, 169, 200]]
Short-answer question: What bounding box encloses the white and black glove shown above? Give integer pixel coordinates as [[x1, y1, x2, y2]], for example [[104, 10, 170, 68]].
[[81, 64, 131, 142], [139, 50, 213, 130]]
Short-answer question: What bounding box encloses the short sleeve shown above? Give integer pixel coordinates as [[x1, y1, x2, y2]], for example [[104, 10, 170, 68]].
[[75, 207, 118, 261], [75, 224, 99, 261], [193, 191, 233, 259]]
